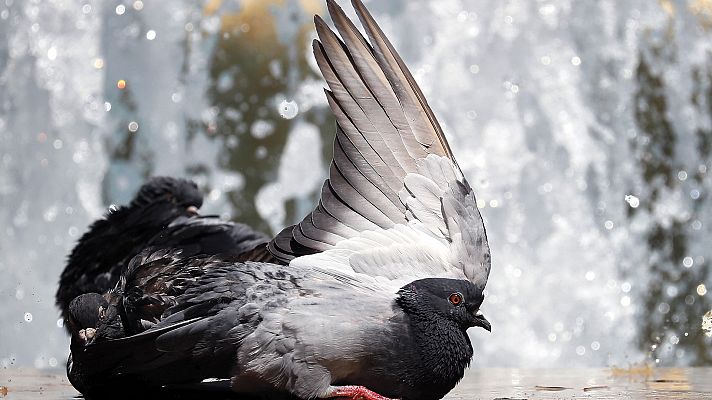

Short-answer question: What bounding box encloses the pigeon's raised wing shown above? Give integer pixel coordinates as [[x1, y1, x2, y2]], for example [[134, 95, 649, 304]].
[[267, 0, 490, 289]]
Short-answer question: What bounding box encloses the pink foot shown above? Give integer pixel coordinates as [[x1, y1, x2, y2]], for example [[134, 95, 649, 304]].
[[327, 385, 397, 400]]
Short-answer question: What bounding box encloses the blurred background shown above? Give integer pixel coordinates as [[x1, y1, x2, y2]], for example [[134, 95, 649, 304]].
[[0, 0, 711, 370]]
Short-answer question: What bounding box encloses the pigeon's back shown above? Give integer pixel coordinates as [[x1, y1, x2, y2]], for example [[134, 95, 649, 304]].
[[147, 215, 268, 258], [74, 252, 404, 397]]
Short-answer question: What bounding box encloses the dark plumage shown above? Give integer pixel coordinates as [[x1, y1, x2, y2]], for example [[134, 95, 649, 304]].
[[65, 293, 108, 394], [71, 251, 490, 400], [148, 215, 268, 260], [56, 177, 203, 323], [66, 293, 107, 346], [56, 177, 268, 327]]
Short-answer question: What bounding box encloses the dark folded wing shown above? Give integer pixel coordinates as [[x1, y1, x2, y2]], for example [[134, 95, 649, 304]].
[[147, 215, 269, 257]]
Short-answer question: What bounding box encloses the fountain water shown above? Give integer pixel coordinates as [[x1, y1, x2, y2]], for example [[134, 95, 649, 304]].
[[0, 0, 710, 368]]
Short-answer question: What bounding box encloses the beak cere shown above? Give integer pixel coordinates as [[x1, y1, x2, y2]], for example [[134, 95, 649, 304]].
[[186, 205, 199, 215], [473, 311, 491, 332]]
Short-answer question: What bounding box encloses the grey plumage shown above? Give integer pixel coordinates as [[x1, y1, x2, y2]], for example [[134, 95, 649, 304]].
[[268, 0, 491, 293], [75, 251, 489, 400]]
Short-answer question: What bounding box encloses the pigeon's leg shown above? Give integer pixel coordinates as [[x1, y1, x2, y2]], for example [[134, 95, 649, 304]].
[[325, 385, 396, 400]]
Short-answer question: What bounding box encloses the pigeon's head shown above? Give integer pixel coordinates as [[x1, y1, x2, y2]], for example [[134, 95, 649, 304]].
[[67, 293, 107, 345], [396, 278, 490, 332], [130, 176, 203, 216], [92, 302, 126, 344]]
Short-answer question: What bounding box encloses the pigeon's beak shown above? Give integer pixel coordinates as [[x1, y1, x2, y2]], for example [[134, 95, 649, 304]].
[[473, 310, 491, 332], [186, 205, 199, 216]]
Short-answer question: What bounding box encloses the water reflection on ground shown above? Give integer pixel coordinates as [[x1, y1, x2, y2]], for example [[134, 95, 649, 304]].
[[1, 368, 711, 400]]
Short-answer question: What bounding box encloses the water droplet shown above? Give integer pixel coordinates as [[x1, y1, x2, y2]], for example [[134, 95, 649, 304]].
[[115, 4, 125, 15], [657, 302, 670, 314], [251, 120, 274, 139], [624, 194, 639, 208], [278, 100, 298, 119], [697, 284, 707, 296], [575, 345, 586, 355], [146, 30, 156, 40], [133, 0, 144, 10], [128, 121, 139, 132], [571, 56, 581, 66], [620, 296, 631, 306], [666, 285, 678, 297], [683, 256, 694, 268], [56, 318, 64, 328], [24, 312, 33, 322], [702, 311, 712, 337]]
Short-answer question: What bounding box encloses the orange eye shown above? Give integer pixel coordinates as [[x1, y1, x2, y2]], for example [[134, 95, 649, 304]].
[[449, 292, 463, 305]]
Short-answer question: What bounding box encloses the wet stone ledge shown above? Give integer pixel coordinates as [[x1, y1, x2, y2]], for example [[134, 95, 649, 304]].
[[0, 367, 711, 399]]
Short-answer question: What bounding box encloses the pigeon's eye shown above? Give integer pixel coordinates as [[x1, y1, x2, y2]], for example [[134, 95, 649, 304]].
[[448, 292, 464, 306]]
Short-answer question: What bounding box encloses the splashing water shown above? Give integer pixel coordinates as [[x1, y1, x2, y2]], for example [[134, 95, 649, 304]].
[[625, 194, 640, 208], [278, 99, 299, 120], [0, 0, 711, 368], [703, 311, 712, 338]]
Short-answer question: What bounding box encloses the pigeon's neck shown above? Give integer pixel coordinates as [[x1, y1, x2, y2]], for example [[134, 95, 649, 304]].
[[393, 290, 474, 392], [413, 314, 472, 378]]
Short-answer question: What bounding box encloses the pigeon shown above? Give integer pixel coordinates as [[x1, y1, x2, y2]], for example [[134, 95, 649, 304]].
[[75, 249, 490, 400], [64, 293, 109, 394], [56, 177, 203, 323], [69, 0, 492, 399], [56, 176, 268, 326]]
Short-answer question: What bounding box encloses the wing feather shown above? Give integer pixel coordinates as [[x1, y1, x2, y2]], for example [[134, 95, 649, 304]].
[[266, 0, 490, 290], [349, 0, 454, 160]]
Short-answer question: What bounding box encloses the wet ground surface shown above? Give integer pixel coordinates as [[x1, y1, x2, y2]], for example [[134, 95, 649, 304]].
[[0, 367, 711, 399]]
